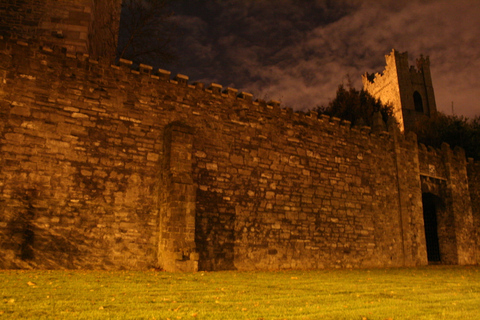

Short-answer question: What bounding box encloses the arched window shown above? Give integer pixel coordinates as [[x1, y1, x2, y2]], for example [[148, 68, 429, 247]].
[[413, 91, 424, 113]]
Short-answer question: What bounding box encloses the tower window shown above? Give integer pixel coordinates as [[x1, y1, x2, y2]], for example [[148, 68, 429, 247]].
[[413, 91, 424, 113]]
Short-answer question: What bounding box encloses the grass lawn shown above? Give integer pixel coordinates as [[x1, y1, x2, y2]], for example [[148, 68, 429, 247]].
[[0, 265, 479, 320]]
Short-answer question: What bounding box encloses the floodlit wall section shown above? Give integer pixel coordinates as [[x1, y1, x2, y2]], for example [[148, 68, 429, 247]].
[[0, 38, 477, 271]]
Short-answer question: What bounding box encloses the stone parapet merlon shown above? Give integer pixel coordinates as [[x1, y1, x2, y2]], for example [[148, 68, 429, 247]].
[[0, 36, 399, 144]]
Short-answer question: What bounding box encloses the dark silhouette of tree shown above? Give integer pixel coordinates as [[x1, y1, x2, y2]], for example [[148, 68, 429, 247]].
[[117, 0, 177, 65], [319, 84, 480, 159], [314, 84, 394, 127], [413, 113, 480, 160]]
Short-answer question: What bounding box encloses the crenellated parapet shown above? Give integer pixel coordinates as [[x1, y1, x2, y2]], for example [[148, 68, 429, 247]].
[[0, 36, 477, 271], [0, 36, 400, 146], [363, 49, 437, 132], [417, 142, 470, 181]]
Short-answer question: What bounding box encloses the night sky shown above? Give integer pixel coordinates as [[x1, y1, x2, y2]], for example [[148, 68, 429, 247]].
[[162, 0, 480, 118]]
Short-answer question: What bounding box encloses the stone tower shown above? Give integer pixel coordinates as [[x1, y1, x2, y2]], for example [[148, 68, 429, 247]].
[[0, 0, 122, 60], [362, 49, 437, 132]]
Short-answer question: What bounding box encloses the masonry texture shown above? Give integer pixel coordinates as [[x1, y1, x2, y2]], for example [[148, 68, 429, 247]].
[[363, 50, 437, 132], [0, 36, 478, 271], [0, 0, 121, 58]]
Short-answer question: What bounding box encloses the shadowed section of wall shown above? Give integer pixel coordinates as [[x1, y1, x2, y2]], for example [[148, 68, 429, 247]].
[[440, 144, 476, 265], [419, 144, 477, 265], [467, 160, 480, 262], [0, 0, 121, 59], [89, 0, 122, 62], [0, 37, 477, 271]]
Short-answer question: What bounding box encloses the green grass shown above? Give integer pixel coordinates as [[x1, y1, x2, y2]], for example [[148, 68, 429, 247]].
[[0, 266, 479, 320]]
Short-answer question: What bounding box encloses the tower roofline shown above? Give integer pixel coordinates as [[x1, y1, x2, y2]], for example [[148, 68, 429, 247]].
[[363, 49, 437, 132]]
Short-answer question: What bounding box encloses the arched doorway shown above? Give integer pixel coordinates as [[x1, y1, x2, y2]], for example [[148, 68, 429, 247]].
[[422, 193, 441, 262]]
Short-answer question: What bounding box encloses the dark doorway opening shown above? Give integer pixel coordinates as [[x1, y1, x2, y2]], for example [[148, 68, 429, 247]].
[[422, 193, 441, 262]]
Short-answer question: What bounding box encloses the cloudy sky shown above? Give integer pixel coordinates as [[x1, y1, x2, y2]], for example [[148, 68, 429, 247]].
[[162, 0, 480, 118]]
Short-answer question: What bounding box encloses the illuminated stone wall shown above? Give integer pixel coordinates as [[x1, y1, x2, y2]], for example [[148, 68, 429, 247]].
[[0, 38, 477, 271], [363, 50, 438, 132], [467, 160, 480, 263], [418, 144, 477, 265]]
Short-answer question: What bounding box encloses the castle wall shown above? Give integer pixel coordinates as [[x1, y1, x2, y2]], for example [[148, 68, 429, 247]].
[[0, 38, 477, 271], [467, 160, 480, 262], [192, 108, 419, 270], [0, 0, 94, 53], [418, 145, 477, 264], [0, 0, 121, 59], [400, 58, 437, 132], [0, 40, 165, 269], [362, 52, 404, 130], [441, 144, 476, 265], [89, 0, 122, 61], [363, 50, 437, 132]]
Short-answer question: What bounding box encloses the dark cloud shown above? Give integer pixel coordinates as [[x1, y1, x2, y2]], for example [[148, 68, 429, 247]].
[[165, 0, 480, 117]]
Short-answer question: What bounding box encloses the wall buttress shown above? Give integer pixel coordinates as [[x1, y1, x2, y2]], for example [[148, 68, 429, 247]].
[[157, 122, 198, 272], [391, 129, 427, 266], [442, 144, 476, 265], [467, 160, 480, 263]]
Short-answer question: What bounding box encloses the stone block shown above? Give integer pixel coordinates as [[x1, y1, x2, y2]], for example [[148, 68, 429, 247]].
[[265, 191, 275, 200], [206, 163, 218, 171], [147, 152, 160, 162], [190, 252, 200, 261], [10, 105, 31, 117], [5, 133, 25, 143]]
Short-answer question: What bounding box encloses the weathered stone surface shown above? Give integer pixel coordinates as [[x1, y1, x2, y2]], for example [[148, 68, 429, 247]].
[[0, 0, 121, 59], [0, 37, 478, 271], [467, 160, 480, 262], [363, 50, 437, 132]]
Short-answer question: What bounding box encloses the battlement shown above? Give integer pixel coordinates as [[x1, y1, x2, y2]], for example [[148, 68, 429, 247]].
[[0, 36, 399, 140], [352, 50, 430, 88], [363, 49, 437, 132], [0, 36, 456, 159], [0, 36, 478, 271]]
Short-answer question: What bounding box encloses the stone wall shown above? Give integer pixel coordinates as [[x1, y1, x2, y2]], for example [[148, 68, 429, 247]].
[[362, 51, 405, 130], [89, 0, 122, 61], [363, 50, 437, 132], [467, 160, 480, 262], [418, 144, 477, 265], [0, 0, 121, 58], [0, 37, 478, 271], [0, 39, 163, 269], [0, 0, 50, 39]]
